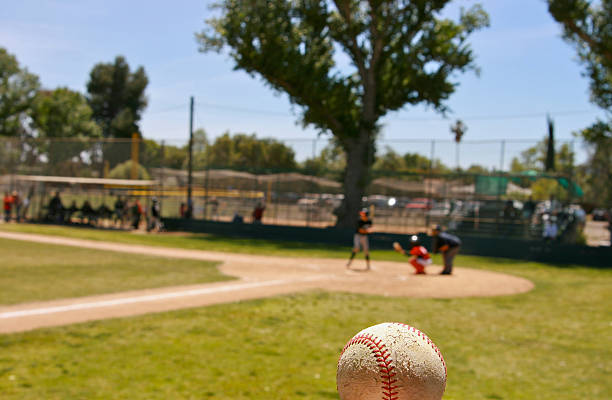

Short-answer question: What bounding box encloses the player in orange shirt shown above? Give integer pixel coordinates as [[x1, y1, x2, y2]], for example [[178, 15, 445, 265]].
[[393, 235, 432, 274], [3, 192, 13, 222]]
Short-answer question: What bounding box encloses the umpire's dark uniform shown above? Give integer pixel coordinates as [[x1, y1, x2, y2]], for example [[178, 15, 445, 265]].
[[433, 230, 461, 275]]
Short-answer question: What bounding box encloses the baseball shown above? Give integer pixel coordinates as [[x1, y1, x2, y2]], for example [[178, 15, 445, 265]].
[[337, 322, 446, 400]]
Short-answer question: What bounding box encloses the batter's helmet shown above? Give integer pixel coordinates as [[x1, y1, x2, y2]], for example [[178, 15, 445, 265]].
[[360, 208, 369, 217]]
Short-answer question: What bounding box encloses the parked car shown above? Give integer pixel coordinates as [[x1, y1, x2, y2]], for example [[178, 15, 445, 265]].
[[405, 198, 433, 210], [427, 200, 452, 217], [297, 198, 318, 210], [364, 195, 398, 209], [592, 208, 609, 221]]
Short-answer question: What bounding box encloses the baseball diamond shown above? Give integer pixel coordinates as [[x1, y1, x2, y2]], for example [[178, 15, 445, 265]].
[[0, 231, 533, 334]]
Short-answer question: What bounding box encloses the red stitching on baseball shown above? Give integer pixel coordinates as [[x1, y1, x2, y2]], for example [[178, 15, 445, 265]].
[[392, 322, 447, 377], [340, 334, 398, 400]]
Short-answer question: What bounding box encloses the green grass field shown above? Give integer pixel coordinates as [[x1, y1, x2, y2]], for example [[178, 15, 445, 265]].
[[0, 223, 389, 260], [0, 238, 230, 305], [0, 223, 610, 399]]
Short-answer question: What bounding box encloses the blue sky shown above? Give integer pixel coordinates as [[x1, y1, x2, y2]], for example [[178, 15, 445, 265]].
[[1, 0, 608, 168]]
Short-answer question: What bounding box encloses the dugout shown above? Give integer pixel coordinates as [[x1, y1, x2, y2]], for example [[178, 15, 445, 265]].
[[149, 168, 343, 225], [2, 175, 157, 222]]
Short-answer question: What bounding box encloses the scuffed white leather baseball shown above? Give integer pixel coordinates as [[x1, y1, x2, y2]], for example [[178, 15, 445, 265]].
[[337, 322, 446, 400]]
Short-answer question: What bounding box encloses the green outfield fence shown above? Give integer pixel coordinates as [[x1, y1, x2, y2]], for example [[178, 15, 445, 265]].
[[1, 136, 589, 244], [161, 218, 611, 268]]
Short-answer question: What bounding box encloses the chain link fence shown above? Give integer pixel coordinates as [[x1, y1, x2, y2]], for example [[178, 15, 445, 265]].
[[1, 136, 584, 241]]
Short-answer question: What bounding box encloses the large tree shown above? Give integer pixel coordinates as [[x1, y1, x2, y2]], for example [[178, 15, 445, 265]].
[[510, 139, 574, 175], [86, 56, 148, 138], [30, 88, 102, 175], [0, 47, 39, 137], [140, 129, 208, 170], [577, 121, 612, 206], [207, 132, 297, 170], [548, 0, 612, 111], [86, 56, 148, 168], [509, 138, 576, 202], [548, 0, 612, 206], [198, 0, 489, 227], [372, 146, 449, 173], [140, 140, 190, 170], [31, 88, 101, 139]]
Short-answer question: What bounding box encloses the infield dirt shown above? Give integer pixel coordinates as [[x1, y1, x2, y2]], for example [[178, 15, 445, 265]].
[[0, 231, 534, 334]]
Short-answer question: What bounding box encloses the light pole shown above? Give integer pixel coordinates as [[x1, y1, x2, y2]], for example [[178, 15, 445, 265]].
[[187, 96, 194, 218]]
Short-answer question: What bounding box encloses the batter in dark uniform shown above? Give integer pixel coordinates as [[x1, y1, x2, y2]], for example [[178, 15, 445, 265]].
[[347, 208, 372, 270]]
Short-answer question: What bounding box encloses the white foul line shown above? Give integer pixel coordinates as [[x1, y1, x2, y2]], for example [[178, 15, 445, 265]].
[[0, 277, 321, 319]]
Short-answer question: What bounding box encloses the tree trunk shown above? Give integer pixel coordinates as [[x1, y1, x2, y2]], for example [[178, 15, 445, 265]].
[[335, 131, 374, 229]]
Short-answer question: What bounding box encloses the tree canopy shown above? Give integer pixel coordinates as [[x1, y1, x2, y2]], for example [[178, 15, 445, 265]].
[[109, 160, 151, 180], [28, 88, 102, 175], [198, 0, 489, 227], [301, 140, 346, 178], [510, 139, 574, 175], [509, 138, 577, 202], [86, 55, 148, 139], [0, 47, 39, 137], [30, 88, 101, 139], [207, 132, 298, 171], [548, 1, 611, 206], [143, 140, 191, 170], [86, 55, 148, 168], [577, 121, 612, 206], [548, 0, 612, 111], [372, 146, 449, 174]]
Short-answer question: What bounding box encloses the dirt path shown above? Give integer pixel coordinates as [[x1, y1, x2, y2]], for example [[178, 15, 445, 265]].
[[0, 231, 534, 334]]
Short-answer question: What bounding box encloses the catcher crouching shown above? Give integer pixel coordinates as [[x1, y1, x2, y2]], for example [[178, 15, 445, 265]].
[[393, 235, 432, 274]]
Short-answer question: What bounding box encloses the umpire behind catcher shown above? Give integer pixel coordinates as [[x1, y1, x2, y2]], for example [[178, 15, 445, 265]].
[[431, 225, 461, 275]]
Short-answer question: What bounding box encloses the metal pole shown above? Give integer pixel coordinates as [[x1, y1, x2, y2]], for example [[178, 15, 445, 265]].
[[131, 133, 139, 180], [497, 140, 506, 234], [204, 140, 210, 220], [426, 140, 435, 231], [10, 138, 17, 191], [569, 140, 575, 202], [160, 140, 165, 217], [275, 175, 279, 225], [499, 140, 505, 172], [187, 96, 194, 219], [456, 142, 460, 170]]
